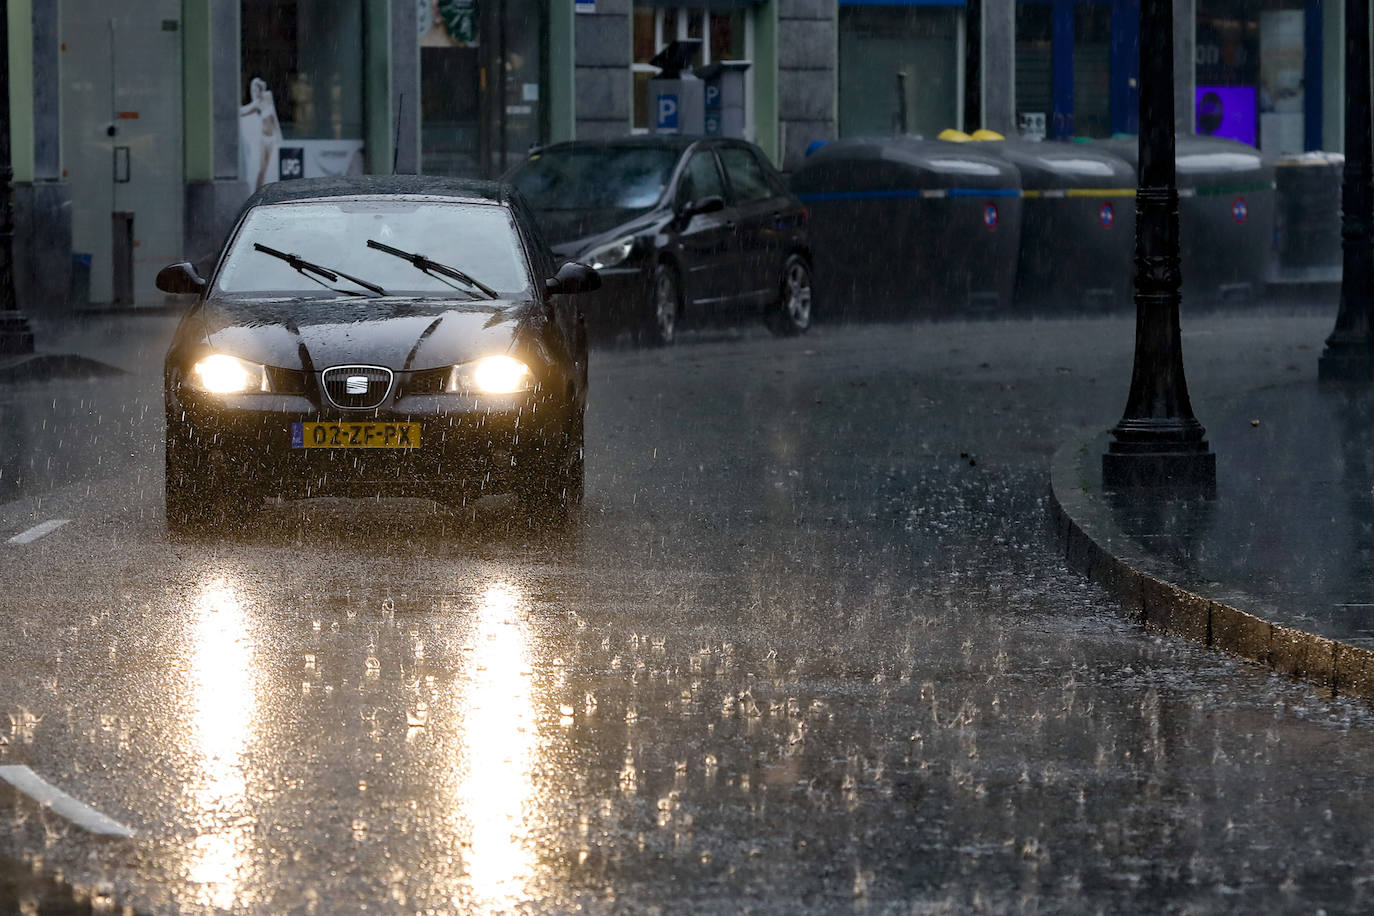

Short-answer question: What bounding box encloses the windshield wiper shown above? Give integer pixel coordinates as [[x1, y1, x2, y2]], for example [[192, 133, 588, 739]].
[[254, 243, 387, 297], [366, 239, 499, 299]]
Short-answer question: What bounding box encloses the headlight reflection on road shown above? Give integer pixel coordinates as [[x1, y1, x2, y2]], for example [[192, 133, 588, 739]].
[[453, 582, 538, 910], [187, 576, 258, 910]]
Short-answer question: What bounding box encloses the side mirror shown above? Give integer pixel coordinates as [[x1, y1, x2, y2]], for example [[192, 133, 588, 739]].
[[681, 195, 725, 219], [156, 262, 207, 295], [545, 261, 601, 295]]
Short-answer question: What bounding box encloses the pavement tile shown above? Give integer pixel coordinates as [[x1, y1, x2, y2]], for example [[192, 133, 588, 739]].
[[1269, 624, 1336, 689], [1140, 576, 1211, 643], [1335, 643, 1374, 702], [1210, 602, 1272, 665]]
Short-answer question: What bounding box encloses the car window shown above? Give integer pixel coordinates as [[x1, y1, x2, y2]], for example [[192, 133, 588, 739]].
[[719, 147, 775, 204], [214, 199, 533, 297], [509, 190, 557, 279], [508, 147, 679, 211], [675, 152, 727, 210]]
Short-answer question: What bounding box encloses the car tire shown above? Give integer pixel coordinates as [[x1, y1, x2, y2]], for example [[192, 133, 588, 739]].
[[642, 262, 680, 347], [766, 254, 814, 336], [516, 412, 584, 527], [164, 420, 258, 536]]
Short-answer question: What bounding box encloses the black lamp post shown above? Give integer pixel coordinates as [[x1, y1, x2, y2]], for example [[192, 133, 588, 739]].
[[1318, 0, 1374, 382], [0, 0, 35, 356], [1101, 0, 1215, 493]]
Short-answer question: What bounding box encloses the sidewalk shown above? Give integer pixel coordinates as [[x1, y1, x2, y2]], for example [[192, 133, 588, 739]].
[[0, 309, 182, 383], [1051, 378, 1374, 702]]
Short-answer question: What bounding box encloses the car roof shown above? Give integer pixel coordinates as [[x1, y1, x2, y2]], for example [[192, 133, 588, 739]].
[[532, 135, 708, 155], [242, 175, 512, 209]]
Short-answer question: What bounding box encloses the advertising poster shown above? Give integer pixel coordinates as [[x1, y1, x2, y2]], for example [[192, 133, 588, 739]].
[[420, 0, 479, 47], [1195, 85, 1257, 146]]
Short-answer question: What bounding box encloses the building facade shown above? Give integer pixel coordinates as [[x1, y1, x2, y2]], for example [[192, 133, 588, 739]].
[[0, 0, 1350, 311]]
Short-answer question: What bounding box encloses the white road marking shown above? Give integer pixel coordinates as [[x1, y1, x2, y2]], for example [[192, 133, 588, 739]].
[[0, 765, 134, 838], [7, 519, 70, 545]]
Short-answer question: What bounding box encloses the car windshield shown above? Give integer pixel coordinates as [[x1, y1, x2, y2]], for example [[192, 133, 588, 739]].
[[507, 147, 678, 211], [214, 199, 532, 297]]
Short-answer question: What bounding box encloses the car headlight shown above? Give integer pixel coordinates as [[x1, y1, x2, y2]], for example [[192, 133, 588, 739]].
[[189, 353, 270, 394], [586, 236, 635, 270], [447, 355, 534, 394]]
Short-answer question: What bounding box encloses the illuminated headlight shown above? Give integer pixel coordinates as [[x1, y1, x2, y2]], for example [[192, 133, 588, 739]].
[[190, 353, 270, 394], [447, 355, 534, 394], [586, 236, 635, 270]]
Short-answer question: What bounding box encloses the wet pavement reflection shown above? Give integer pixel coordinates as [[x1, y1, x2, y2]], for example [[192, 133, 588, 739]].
[[4, 315, 1374, 913]]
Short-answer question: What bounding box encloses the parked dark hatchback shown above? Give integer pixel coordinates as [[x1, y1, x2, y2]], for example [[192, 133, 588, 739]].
[[505, 136, 813, 345], [155, 175, 598, 534]]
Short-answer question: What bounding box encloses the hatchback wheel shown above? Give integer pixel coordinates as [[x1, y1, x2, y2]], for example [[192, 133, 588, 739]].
[[643, 262, 680, 347], [766, 254, 813, 336], [516, 413, 584, 527], [165, 421, 258, 536]]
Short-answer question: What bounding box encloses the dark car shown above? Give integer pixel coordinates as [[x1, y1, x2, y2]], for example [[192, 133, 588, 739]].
[[505, 136, 813, 345], [155, 175, 598, 534]]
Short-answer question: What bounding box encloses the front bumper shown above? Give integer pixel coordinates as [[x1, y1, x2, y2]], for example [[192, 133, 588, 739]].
[[576, 265, 650, 332], [166, 383, 576, 502]]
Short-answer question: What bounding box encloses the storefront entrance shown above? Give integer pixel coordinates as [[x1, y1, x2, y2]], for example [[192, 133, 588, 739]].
[[420, 0, 548, 178], [61, 1, 184, 305]]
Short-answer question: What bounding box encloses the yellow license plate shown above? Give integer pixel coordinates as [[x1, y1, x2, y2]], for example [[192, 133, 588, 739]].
[[291, 422, 421, 449]]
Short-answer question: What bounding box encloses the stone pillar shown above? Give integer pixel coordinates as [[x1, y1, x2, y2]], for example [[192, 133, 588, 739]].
[[389, 0, 420, 172], [1324, 0, 1344, 152], [548, 0, 575, 143], [777, 0, 836, 171], [183, 0, 249, 276], [574, 0, 631, 139], [754, 0, 779, 164], [981, 0, 1015, 135]]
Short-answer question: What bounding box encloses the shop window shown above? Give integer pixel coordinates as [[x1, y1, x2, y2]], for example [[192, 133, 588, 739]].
[[632, 5, 750, 132], [420, 0, 548, 177], [1073, 4, 1111, 139], [241, 0, 365, 188]]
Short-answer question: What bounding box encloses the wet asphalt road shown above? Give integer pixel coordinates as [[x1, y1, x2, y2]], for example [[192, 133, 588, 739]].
[[5, 312, 1374, 914]]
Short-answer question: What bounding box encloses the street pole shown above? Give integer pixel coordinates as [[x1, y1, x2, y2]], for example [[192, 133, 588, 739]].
[[1318, 0, 1374, 382], [0, 0, 35, 355], [1101, 0, 1215, 493]]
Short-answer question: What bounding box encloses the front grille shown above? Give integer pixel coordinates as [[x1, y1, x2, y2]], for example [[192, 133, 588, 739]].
[[265, 366, 308, 394], [404, 368, 449, 395], [321, 365, 394, 410]]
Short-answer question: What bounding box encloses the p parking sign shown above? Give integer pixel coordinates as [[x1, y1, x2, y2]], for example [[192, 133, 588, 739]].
[[657, 93, 679, 132]]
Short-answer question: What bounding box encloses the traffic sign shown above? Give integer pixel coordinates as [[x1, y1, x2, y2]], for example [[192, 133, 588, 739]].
[[657, 94, 679, 132]]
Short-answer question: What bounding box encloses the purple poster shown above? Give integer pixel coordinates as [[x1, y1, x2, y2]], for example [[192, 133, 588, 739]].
[[1195, 86, 1257, 146]]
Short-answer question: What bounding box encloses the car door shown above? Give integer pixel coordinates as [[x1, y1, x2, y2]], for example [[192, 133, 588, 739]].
[[718, 144, 796, 307], [670, 147, 740, 310], [513, 195, 584, 396]]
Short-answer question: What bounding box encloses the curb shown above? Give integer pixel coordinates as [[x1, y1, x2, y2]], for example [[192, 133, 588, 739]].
[[1048, 433, 1374, 703], [0, 353, 127, 384]]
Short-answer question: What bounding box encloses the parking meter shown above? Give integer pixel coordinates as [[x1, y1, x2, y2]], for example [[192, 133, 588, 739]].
[[698, 60, 751, 138], [649, 40, 705, 136]]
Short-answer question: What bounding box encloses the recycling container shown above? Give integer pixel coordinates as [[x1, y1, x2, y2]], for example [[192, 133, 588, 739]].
[[1100, 135, 1275, 303], [1274, 151, 1342, 273], [791, 136, 1022, 319], [979, 139, 1136, 309]]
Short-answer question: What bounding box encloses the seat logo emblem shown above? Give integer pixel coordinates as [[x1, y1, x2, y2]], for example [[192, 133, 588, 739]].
[[346, 376, 369, 395]]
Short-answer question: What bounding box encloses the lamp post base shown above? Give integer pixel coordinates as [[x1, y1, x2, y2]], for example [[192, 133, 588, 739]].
[[1102, 447, 1216, 496], [1318, 347, 1374, 382], [0, 311, 34, 355]]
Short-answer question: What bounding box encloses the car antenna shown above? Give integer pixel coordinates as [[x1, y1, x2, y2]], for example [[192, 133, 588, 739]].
[[392, 93, 405, 174]]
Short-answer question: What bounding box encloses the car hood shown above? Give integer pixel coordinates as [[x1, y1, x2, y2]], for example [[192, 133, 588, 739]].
[[534, 207, 656, 250], [195, 296, 536, 372]]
